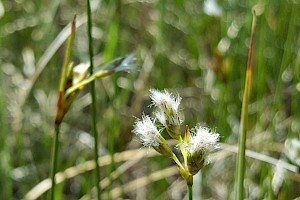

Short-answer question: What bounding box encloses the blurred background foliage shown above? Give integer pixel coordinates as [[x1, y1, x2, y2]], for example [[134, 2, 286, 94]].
[[0, 0, 300, 199]]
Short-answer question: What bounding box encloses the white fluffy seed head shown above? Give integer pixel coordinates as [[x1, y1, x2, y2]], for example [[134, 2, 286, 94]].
[[132, 115, 162, 147], [149, 89, 182, 135], [149, 89, 181, 115], [188, 125, 219, 156]]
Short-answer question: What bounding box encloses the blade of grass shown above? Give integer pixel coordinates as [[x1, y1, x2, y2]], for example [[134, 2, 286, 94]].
[[0, 70, 12, 199], [104, 166, 178, 199], [50, 125, 60, 200], [86, 0, 101, 199], [100, 2, 121, 197], [24, 141, 299, 199], [64, 54, 136, 98], [59, 18, 76, 93], [274, 4, 296, 113], [19, 17, 86, 109], [24, 148, 159, 200], [50, 17, 76, 200], [102, 1, 119, 63], [235, 12, 257, 200], [18, 3, 103, 110], [187, 185, 192, 200]]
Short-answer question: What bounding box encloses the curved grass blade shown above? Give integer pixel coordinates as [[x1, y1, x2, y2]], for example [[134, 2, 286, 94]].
[[64, 54, 136, 98]]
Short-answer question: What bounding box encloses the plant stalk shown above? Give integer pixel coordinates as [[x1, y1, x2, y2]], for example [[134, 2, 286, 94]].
[[87, 0, 101, 199], [50, 125, 60, 200], [235, 12, 257, 200], [187, 185, 193, 200]]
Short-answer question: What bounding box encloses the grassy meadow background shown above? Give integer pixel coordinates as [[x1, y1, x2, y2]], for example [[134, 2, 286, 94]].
[[1, 0, 300, 199]]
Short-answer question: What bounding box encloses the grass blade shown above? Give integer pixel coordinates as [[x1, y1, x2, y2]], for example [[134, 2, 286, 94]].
[[235, 12, 257, 199], [50, 125, 60, 200], [50, 17, 76, 200], [86, 0, 101, 199], [0, 71, 12, 199]]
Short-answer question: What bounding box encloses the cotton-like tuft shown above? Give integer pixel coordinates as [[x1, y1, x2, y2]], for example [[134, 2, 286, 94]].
[[132, 115, 162, 147]]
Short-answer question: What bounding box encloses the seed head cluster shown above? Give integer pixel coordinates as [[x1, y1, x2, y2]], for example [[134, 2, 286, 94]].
[[132, 89, 220, 182]]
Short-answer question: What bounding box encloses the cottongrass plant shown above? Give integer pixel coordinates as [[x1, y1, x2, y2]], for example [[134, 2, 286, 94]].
[[51, 16, 135, 200], [133, 89, 219, 199]]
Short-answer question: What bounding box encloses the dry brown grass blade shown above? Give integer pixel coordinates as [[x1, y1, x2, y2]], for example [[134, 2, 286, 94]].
[[24, 142, 299, 199], [24, 148, 159, 200], [103, 166, 178, 199]]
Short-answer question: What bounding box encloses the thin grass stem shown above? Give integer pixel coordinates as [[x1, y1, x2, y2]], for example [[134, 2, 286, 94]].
[[86, 0, 101, 199], [50, 17, 76, 199], [274, 5, 296, 112], [0, 78, 12, 199], [171, 153, 185, 172], [235, 12, 257, 200], [50, 125, 60, 200], [187, 185, 193, 200]]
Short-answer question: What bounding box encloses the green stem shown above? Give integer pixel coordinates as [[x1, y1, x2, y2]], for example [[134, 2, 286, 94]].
[[171, 153, 193, 187], [65, 70, 114, 98], [187, 184, 193, 200], [171, 153, 185, 171], [50, 125, 60, 200], [87, 0, 101, 199], [235, 13, 257, 200]]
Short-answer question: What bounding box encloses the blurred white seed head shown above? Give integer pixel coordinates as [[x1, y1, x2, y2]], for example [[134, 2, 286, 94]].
[[284, 138, 300, 166], [73, 63, 89, 85], [132, 115, 162, 147]]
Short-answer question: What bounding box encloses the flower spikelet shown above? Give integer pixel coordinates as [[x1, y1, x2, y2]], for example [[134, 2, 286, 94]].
[[149, 89, 181, 115], [149, 89, 182, 139], [186, 125, 219, 175], [133, 115, 162, 147], [132, 115, 173, 157]]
